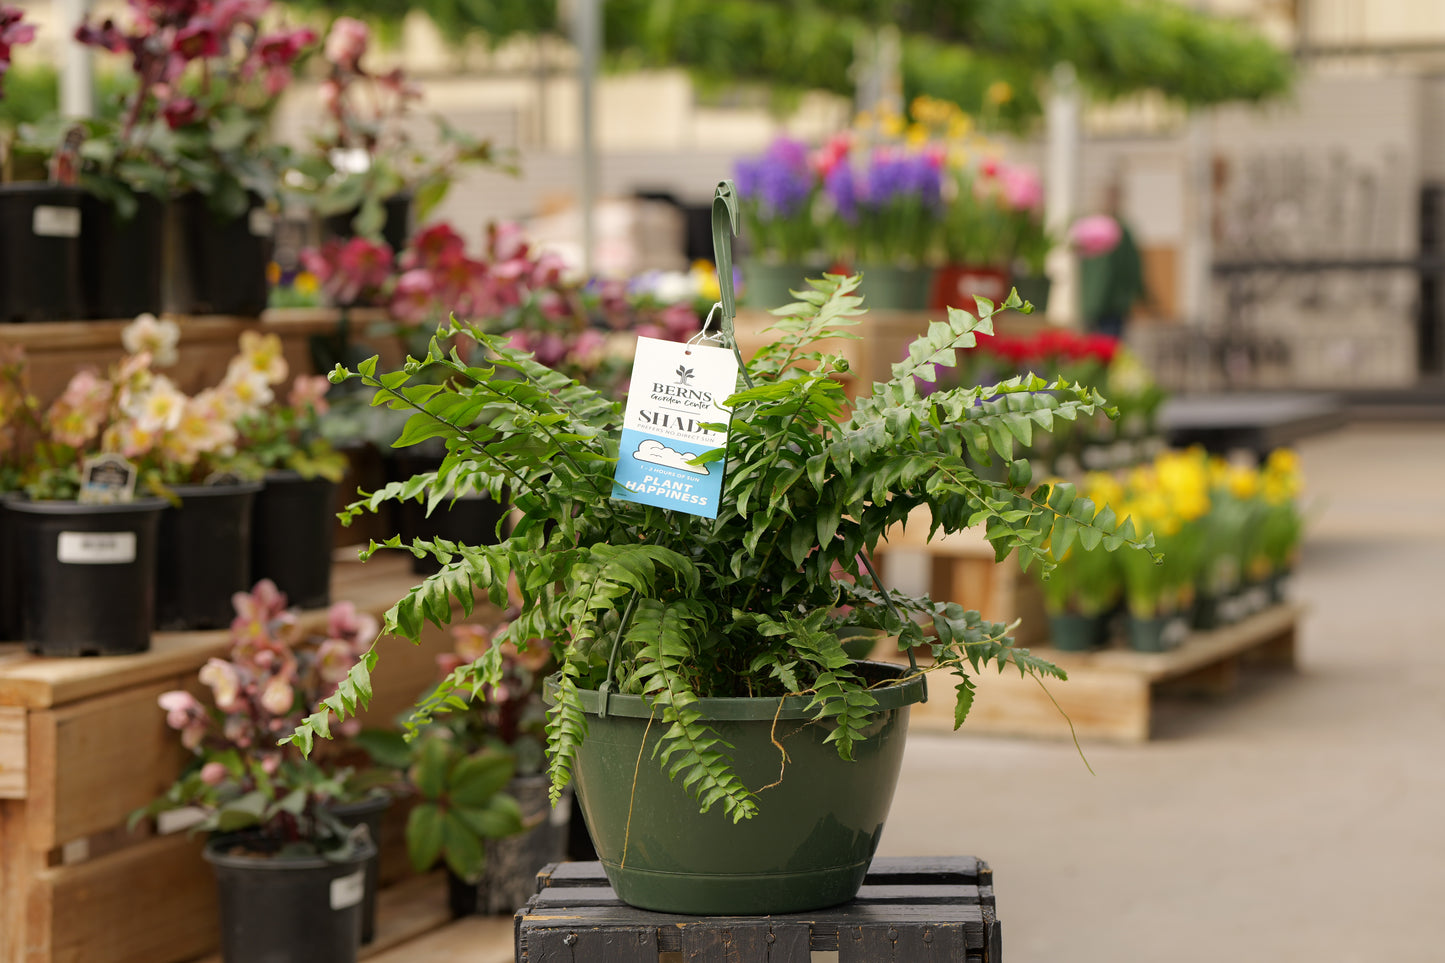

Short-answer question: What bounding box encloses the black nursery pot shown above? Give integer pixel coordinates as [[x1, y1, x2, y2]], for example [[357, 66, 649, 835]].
[[0, 496, 19, 642], [446, 776, 570, 918], [178, 194, 274, 317], [320, 193, 413, 254], [330, 793, 389, 945], [388, 453, 509, 576], [0, 184, 85, 323], [156, 482, 263, 631], [81, 192, 164, 319], [6, 497, 166, 656], [205, 835, 377, 963], [251, 471, 338, 611]]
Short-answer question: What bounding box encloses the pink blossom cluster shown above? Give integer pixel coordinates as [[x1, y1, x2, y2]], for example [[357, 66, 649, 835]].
[[1070, 214, 1123, 257], [158, 580, 377, 780], [74, 0, 315, 138], [315, 16, 421, 164], [0, 4, 36, 98], [975, 159, 1044, 212]]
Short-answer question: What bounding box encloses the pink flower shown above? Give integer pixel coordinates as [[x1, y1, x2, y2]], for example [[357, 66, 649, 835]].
[[402, 223, 468, 273], [255, 27, 316, 66], [287, 374, 330, 415], [200, 761, 228, 786], [158, 690, 203, 729], [315, 638, 358, 686], [998, 164, 1043, 211], [198, 659, 242, 712], [810, 132, 852, 179], [324, 16, 369, 73], [301, 237, 394, 307], [389, 268, 441, 325], [232, 579, 289, 626], [488, 221, 529, 264], [1070, 214, 1122, 257]]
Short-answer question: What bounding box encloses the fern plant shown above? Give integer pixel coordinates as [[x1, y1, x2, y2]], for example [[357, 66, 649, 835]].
[[286, 273, 1152, 822]]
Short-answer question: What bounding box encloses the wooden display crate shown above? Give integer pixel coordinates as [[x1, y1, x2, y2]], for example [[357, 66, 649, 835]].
[[0, 553, 482, 963]]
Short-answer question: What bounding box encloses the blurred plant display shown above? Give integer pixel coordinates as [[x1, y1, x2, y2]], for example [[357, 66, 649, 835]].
[[1036, 446, 1307, 649], [134, 581, 381, 857], [286, 15, 508, 239], [17, 0, 319, 216]]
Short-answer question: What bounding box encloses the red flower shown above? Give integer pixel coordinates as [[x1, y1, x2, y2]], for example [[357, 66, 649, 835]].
[[172, 21, 220, 60], [161, 96, 198, 129]]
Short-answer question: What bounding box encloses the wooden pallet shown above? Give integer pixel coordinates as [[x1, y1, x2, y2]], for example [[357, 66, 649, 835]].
[[515, 857, 1000, 962], [907, 603, 1302, 743], [0, 553, 482, 963]]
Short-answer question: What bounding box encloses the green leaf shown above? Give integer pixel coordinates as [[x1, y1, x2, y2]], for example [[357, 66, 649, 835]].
[[449, 752, 515, 808], [405, 803, 445, 873]]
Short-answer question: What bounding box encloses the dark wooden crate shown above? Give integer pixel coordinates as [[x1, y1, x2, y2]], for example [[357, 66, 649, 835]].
[[514, 856, 1001, 962]]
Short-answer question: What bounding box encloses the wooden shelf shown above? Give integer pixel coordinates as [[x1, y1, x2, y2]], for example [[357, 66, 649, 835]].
[[0, 551, 483, 963]]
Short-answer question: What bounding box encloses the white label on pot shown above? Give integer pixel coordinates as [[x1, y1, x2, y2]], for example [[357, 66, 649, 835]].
[[611, 336, 738, 519], [33, 205, 82, 238], [57, 531, 136, 565], [248, 207, 274, 237], [330, 870, 365, 910]]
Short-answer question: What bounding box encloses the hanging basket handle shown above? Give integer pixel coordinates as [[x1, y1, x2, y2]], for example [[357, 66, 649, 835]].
[[710, 179, 754, 388]]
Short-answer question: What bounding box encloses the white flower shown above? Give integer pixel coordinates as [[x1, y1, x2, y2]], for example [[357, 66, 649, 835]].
[[121, 314, 181, 367], [128, 375, 187, 434]]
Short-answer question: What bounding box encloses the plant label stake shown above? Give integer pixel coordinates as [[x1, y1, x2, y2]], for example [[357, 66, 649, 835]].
[[78, 453, 137, 504], [610, 327, 737, 519]]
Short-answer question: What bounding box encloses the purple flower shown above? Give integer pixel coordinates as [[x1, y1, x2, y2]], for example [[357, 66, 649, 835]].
[[825, 161, 858, 223], [862, 151, 942, 210], [734, 137, 813, 220]]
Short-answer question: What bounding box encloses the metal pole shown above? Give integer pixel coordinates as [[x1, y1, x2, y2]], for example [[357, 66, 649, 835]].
[[574, 0, 600, 278], [56, 0, 95, 118], [1044, 62, 1081, 327]]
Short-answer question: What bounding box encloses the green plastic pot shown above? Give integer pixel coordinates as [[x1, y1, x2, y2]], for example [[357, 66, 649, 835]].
[[555, 660, 926, 915], [856, 264, 932, 311], [1047, 612, 1109, 651], [742, 261, 824, 310], [1126, 614, 1188, 653]]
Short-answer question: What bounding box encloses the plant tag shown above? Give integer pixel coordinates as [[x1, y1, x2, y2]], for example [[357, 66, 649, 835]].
[[330, 870, 365, 911], [57, 531, 137, 565], [248, 207, 274, 237], [155, 806, 207, 835], [78, 453, 138, 504], [33, 205, 81, 238], [612, 336, 737, 519]]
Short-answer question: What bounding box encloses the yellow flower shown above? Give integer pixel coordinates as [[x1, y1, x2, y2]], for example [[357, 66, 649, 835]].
[[294, 271, 320, 296], [879, 112, 905, 139], [1226, 464, 1260, 500], [853, 109, 875, 131], [947, 113, 974, 141], [986, 81, 1013, 106], [236, 330, 288, 385], [905, 123, 929, 147], [692, 260, 720, 302]]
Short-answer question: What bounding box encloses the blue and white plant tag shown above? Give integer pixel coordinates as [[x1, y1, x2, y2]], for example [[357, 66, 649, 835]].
[[612, 336, 737, 518]]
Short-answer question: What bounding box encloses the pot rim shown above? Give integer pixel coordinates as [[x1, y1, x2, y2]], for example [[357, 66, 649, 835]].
[[2, 494, 169, 515], [548, 659, 926, 721], [167, 480, 265, 497], [202, 832, 376, 871]]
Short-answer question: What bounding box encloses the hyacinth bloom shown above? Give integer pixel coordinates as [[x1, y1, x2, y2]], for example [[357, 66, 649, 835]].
[[734, 137, 822, 262], [827, 148, 945, 265]]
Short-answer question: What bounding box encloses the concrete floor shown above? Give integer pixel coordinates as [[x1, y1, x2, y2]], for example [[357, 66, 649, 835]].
[[880, 422, 1445, 962]]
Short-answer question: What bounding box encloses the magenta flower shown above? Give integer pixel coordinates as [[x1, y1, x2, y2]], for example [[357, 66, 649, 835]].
[[200, 761, 228, 786], [301, 237, 395, 307], [0, 4, 36, 97], [172, 22, 220, 60], [161, 96, 198, 129], [998, 164, 1043, 212]]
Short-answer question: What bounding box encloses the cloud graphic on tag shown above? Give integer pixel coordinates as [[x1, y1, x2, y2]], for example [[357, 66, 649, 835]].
[[633, 439, 710, 475]]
